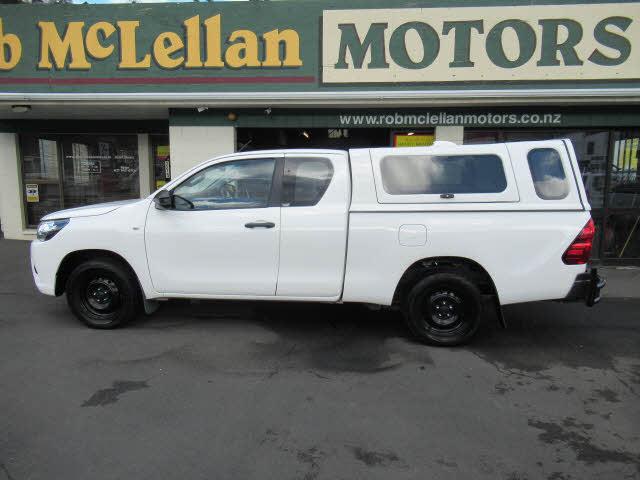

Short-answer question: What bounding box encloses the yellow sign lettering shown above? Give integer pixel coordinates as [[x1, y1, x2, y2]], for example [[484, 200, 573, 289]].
[[153, 31, 184, 69], [0, 18, 21, 70], [225, 30, 260, 68], [183, 15, 202, 68], [38, 21, 90, 70], [117, 21, 151, 69], [263, 29, 302, 67], [203, 14, 224, 68], [85, 21, 116, 60]]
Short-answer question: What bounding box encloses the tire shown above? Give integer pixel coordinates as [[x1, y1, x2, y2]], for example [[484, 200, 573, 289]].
[[404, 272, 482, 346], [66, 258, 141, 329]]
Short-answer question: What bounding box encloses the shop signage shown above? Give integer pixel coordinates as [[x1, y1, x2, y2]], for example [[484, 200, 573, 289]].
[[323, 4, 640, 83], [393, 133, 435, 147], [83, 159, 102, 174], [0, 1, 637, 92], [170, 107, 640, 128], [25, 184, 39, 203], [0, 15, 301, 71]]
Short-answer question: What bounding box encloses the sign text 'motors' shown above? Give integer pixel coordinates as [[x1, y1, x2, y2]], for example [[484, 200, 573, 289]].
[[322, 4, 639, 83]]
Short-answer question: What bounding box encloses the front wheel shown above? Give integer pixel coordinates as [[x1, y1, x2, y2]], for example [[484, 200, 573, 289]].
[[404, 273, 482, 346], [66, 258, 141, 329]]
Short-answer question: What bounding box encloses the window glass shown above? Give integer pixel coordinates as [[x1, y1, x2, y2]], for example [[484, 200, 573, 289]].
[[527, 148, 569, 200], [463, 130, 500, 145], [609, 135, 640, 208], [603, 212, 640, 259], [152, 135, 171, 190], [172, 158, 275, 210], [20, 134, 140, 227], [465, 129, 610, 207], [380, 154, 507, 195], [282, 157, 334, 207], [60, 135, 139, 210], [565, 132, 609, 208], [20, 136, 62, 227]]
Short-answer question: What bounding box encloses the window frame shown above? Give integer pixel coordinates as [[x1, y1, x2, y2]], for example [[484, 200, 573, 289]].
[[369, 144, 520, 204], [168, 156, 282, 211], [281, 156, 335, 207], [526, 148, 570, 200], [19, 132, 140, 228], [379, 153, 507, 196]]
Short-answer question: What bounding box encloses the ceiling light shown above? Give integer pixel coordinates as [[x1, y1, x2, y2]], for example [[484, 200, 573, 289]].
[[11, 105, 31, 113], [407, 132, 415, 136], [302, 131, 310, 139]]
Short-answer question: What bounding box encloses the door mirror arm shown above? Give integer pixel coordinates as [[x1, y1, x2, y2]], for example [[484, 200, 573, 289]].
[[153, 189, 173, 210]]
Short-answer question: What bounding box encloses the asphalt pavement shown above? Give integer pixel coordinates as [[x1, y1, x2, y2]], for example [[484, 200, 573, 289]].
[[0, 239, 638, 480]]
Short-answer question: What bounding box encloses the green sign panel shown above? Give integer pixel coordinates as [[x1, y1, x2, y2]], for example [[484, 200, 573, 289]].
[[170, 106, 640, 128], [0, 0, 638, 93]]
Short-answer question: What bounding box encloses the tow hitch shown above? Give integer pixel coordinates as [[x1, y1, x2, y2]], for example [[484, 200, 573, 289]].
[[565, 268, 606, 306]]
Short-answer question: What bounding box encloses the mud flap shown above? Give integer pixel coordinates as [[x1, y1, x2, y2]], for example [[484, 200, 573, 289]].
[[142, 298, 160, 315]]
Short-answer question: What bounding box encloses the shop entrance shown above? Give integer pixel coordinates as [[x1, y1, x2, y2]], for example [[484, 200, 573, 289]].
[[151, 135, 171, 189], [236, 128, 434, 151], [20, 134, 140, 227], [465, 128, 640, 264]]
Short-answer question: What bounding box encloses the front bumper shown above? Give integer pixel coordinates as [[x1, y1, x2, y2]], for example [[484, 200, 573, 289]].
[[564, 268, 606, 306], [30, 240, 57, 296]]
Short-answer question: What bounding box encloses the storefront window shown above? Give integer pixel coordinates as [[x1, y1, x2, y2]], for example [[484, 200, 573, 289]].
[[602, 212, 640, 260], [237, 128, 394, 151], [465, 129, 609, 208], [464, 130, 500, 145], [465, 128, 640, 261], [608, 134, 640, 208], [152, 135, 171, 190], [20, 136, 62, 227], [60, 135, 139, 210], [20, 134, 140, 227]]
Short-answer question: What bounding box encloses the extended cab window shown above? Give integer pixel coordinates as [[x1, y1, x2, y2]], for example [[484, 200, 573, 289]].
[[282, 157, 334, 207], [172, 158, 276, 210], [380, 154, 507, 195], [527, 149, 569, 200]]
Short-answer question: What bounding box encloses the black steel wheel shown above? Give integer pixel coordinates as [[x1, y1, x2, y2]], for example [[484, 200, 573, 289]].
[[404, 273, 482, 346], [66, 258, 141, 329]]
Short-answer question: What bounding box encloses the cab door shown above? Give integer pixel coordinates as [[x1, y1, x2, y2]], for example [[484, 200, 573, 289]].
[[145, 155, 282, 296], [276, 152, 350, 299]]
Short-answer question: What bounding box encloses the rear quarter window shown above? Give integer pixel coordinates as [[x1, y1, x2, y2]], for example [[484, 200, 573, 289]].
[[380, 154, 507, 195], [527, 148, 569, 200], [282, 157, 334, 207]]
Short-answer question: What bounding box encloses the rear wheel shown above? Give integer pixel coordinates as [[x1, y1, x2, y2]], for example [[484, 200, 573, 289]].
[[404, 272, 482, 346], [66, 258, 141, 329]]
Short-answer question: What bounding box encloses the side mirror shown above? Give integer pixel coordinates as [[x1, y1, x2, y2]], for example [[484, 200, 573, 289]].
[[153, 189, 173, 210]]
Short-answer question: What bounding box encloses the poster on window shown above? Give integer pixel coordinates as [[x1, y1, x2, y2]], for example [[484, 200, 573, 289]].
[[85, 159, 102, 174], [155, 144, 171, 188], [157, 145, 171, 178], [25, 184, 39, 203], [393, 133, 435, 147]]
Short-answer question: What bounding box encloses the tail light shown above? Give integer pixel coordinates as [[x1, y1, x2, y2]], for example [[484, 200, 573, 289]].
[[562, 218, 595, 265]]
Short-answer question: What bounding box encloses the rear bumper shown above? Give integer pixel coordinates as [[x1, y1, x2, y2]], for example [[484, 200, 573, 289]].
[[564, 268, 606, 306]]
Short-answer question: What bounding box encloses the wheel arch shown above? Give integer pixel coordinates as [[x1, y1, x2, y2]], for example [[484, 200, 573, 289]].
[[55, 249, 142, 297], [392, 256, 500, 309]]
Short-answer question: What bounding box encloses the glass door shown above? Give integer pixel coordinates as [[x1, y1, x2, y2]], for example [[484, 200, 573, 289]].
[[60, 135, 139, 210], [602, 131, 640, 261], [20, 133, 141, 228], [20, 136, 62, 227], [152, 135, 171, 190]]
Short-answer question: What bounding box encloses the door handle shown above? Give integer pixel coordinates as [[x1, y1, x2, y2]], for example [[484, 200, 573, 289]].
[[245, 221, 275, 229]]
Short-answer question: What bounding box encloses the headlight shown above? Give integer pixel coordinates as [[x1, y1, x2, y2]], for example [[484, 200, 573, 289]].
[[36, 218, 69, 241]]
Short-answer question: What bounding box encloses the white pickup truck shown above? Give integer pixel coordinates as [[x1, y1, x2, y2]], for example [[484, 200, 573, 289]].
[[31, 139, 604, 345]]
